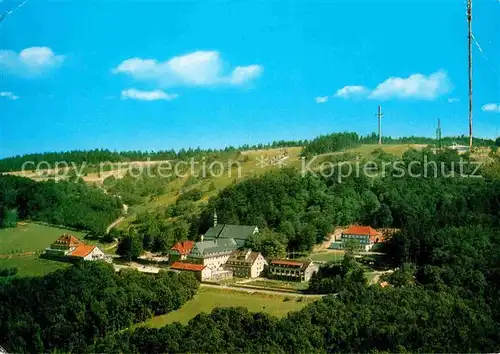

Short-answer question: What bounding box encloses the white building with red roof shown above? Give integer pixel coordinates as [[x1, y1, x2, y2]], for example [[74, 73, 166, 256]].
[[43, 234, 105, 261], [170, 261, 211, 281], [69, 244, 105, 261], [169, 240, 195, 261], [329, 225, 383, 251]]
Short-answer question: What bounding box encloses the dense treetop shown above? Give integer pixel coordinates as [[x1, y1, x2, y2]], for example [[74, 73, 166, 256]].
[[0, 174, 122, 233], [0, 262, 199, 353], [197, 148, 499, 253]]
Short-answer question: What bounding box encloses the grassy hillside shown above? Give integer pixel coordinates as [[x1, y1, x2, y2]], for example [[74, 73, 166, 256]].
[[138, 287, 315, 327], [0, 222, 85, 255], [0, 254, 70, 277]]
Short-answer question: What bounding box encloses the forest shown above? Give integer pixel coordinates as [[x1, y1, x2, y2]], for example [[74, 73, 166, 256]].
[[86, 150, 500, 353], [0, 175, 123, 233], [0, 262, 199, 353], [195, 147, 499, 254]]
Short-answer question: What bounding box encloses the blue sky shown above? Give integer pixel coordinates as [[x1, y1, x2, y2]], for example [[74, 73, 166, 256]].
[[0, 0, 499, 158]]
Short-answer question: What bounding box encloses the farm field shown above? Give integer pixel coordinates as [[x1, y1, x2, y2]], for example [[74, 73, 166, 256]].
[[138, 286, 315, 328], [0, 222, 85, 255]]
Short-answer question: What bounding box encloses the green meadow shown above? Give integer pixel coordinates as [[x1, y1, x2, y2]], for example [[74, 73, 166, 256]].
[[0, 222, 85, 255], [139, 287, 316, 328]]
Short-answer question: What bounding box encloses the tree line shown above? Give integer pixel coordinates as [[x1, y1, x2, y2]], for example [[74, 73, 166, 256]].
[[0, 139, 304, 172], [302, 132, 496, 157], [2, 133, 496, 172], [0, 262, 199, 353], [0, 175, 123, 233]]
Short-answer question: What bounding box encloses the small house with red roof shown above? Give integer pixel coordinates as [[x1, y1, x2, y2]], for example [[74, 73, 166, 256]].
[[170, 261, 210, 281], [70, 244, 105, 261], [329, 225, 382, 251], [44, 234, 105, 261], [169, 240, 195, 261], [268, 259, 318, 282]]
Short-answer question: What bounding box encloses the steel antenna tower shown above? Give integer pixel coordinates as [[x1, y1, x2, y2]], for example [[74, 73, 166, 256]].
[[467, 0, 473, 149], [376, 105, 383, 145]]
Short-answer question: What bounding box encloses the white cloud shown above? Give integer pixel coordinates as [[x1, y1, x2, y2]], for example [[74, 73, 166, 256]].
[[315, 96, 328, 103], [0, 47, 65, 76], [120, 88, 178, 101], [369, 70, 451, 100], [448, 97, 460, 103], [481, 103, 500, 113], [229, 65, 263, 85], [113, 50, 262, 87], [334, 85, 368, 98], [0, 91, 20, 100]]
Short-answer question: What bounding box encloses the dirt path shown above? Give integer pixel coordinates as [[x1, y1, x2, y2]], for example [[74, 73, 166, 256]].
[[313, 227, 343, 252], [106, 217, 124, 234], [103, 242, 118, 250], [0, 252, 35, 259]]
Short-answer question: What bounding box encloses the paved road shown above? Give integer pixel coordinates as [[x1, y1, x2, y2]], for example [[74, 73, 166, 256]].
[[200, 283, 324, 298]]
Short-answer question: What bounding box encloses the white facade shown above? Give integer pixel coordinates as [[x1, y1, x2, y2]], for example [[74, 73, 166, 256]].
[[202, 254, 231, 270], [250, 253, 267, 278], [82, 247, 105, 261]]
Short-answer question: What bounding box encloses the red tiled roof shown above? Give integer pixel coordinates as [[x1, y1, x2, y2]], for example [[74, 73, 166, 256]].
[[70, 244, 96, 258], [170, 241, 195, 255], [343, 225, 380, 237], [270, 260, 304, 267], [170, 261, 206, 272], [52, 234, 82, 248]]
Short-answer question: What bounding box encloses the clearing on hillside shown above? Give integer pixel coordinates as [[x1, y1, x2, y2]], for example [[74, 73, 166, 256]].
[[138, 286, 316, 327], [0, 222, 85, 255]]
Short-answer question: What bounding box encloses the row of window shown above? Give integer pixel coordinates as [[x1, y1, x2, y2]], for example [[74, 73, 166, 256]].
[[343, 235, 369, 239], [270, 269, 302, 276]]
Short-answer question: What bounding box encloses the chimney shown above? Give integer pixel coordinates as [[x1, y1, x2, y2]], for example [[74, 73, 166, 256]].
[[213, 209, 218, 227], [200, 235, 204, 242]]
